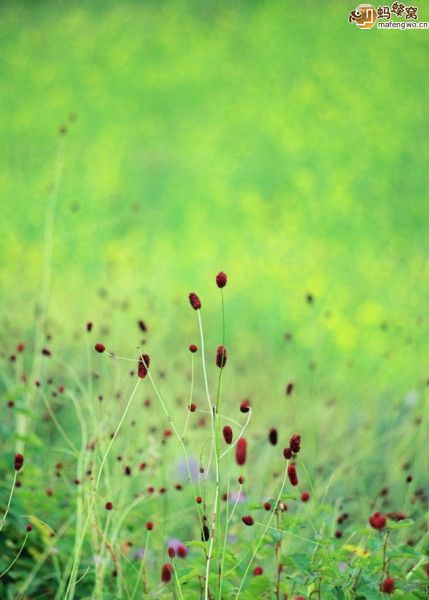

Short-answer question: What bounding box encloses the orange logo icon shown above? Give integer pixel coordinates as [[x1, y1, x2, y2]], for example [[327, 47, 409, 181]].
[[349, 4, 378, 28]]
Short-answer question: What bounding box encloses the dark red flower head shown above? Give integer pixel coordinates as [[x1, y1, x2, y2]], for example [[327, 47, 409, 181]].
[[240, 399, 250, 413], [138, 354, 150, 379], [168, 546, 176, 558], [86, 322, 93, 332], [26, 524, 33, 532], [216, 346, 227, 368], [177, 544, 188, 558], [287, 463, 298, 486], [138, 320, 147, 332], [269, 428, 278, 445], [95, 343, 105, 353], [242, 515, 254, 526], [223, 425, 233, 444], [380, 577, 395, 594], [216, 271, 227, 288], [289, 434, 301, 453], [301, 491, 310, 502], [189, 344, 198, 353], [14, 453, 24, 471], [201, 524, 210, 541], [264, 501, 271, 511], [386, 511, 406, 522], [161, 563, 172, 583], [146, 521, 154, 531], [189, 403, 197, 412], [16, 342, 25, 353], [253, 566, 263, 576], [188, 292, 201, 310], [236, 437, 247, 466], [369, 512, 386, 530], [283, 447, 292, 459], [105, 502, 113, 510]]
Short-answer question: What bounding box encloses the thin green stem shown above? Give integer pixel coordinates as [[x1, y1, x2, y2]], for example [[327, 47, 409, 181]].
[[227, 484, 243, 526], [181, 355, 195, 438], [197, 310, 221, 600], [40, 391, 78, 456], [64, 378, 141, 600], [218, 453, 232, 599], [21, 137, 65, 453], [173, 559, 185, 600], [0, 471, 18, 533], [131, 531, 151, 599], [220, 410, 251, 459], [94, 511, 112, 598], [144, 361, 206, 544], [235, 465, 288, 599], [0, 533, 29, 578], [380, 529, 390, 588]]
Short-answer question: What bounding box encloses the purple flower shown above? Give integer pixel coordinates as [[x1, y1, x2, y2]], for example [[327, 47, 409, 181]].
[[176, 457, 199, 482], [229, 490, 247, 504]]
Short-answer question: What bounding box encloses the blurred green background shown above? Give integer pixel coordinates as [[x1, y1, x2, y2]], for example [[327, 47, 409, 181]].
[[1, 0, 428, 404]]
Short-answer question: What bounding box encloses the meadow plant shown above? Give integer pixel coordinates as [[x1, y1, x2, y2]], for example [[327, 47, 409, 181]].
[[0, 273, 428, 599]]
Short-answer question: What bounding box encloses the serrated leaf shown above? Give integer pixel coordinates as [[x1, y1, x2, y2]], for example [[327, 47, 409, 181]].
[[283, 552, 312, 574]]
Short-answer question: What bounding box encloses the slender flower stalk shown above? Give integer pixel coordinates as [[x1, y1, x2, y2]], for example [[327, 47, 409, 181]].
[[227, 484, 243, 526], [218, 453, 232, 599], [181, 353, 195, 439], [64, 378, 142, 600], [172, 558, 185, 600], [275, 508, 283, 600], [144, 360, 207, 542], [235, 464, 289, 599], [130, 531, 151, 599], [197, 410, 242, 428], [220, 411, 251, 459], [0, 532, 30, 578], [380, 530, 391, 589], [41, 391, 78, 456], [197, 291, 229, 599], [63, 388, 89, 600], [94, 511, 112, 597], [196, 310, 221, 600], [21, 137, 65, 453], [0, 471, 18, 533]]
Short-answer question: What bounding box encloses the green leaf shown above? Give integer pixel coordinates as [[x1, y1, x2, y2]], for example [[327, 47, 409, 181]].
[[240, 575, 272, 600], [387, 518, 414, 530], [184, 540, 207, 550], [177, 567, 199, 584], [283, 553, 312, 574], [332, 586, 348, 600]]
